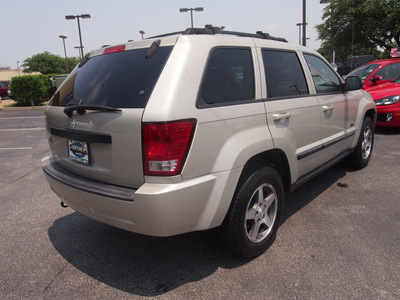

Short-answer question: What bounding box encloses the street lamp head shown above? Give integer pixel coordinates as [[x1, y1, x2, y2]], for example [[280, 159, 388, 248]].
[[180, 7, 204, 28], [65, 14, 90, 59], [59, 35, 67, 39], [66, 14, 91, 20], [139, 30, 145, 34]]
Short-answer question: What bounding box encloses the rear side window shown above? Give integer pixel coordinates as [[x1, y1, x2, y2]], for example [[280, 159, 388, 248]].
[[262, 50, 308, 98], [50, 46, 173, 108], [304, 54, 342, 94], [198, 48, 255, 106]]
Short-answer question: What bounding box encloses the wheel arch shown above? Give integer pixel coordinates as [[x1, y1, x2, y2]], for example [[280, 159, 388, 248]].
[[365, 107, 376, 126], [237, 149, 291, 193]]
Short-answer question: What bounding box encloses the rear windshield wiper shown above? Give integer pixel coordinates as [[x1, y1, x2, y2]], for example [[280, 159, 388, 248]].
[[64, 104, 122, 118], [145, 39, 161, 59]]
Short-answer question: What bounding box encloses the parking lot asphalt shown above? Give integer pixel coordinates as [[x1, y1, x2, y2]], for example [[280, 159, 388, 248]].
[[0, 109, 399, 299]]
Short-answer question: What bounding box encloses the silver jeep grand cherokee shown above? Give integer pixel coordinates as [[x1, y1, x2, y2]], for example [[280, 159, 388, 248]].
[[42, 26, 376, 258]]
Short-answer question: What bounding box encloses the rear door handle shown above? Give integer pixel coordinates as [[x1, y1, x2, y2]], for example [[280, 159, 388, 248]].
[[322, 105, 334, 112], [273, 112, 291, 122]]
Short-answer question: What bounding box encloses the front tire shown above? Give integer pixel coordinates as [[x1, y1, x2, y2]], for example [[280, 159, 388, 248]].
[[221, 167, 284, 258], [349, 116, 374, 168]]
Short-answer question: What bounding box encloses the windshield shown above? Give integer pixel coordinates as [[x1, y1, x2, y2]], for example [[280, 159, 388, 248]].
[[50, 46, 173, 108], [347, 64, 380, 81]]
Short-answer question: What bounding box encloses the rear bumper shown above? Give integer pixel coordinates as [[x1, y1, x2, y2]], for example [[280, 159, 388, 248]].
[[42, 155, 239, 236]]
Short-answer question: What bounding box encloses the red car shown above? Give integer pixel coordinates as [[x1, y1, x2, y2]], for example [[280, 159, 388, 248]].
[[347, 58, 400, 90], [366, 76, 400, 127], [0, 80, 10, 97]]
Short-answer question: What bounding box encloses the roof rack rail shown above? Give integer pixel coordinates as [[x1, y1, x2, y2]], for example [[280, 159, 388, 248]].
[[149, 25, 287, 42]]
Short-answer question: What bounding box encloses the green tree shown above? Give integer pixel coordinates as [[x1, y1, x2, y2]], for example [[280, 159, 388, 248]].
[[22, 52, 80, 74], [10, 75, 54, 106], [317, 0, 400, 63], [66, 57, 80, 71]]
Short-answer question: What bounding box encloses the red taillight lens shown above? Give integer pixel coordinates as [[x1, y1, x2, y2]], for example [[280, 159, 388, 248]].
[[102, 45, 126, 55], [143, 119, 196, 176]]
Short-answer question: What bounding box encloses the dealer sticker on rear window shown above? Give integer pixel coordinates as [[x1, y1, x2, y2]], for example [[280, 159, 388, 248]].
[[68, 140, 89, 164]]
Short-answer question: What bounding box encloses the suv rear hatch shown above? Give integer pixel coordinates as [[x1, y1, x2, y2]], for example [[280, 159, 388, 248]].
[[45, 41, 174, 188]]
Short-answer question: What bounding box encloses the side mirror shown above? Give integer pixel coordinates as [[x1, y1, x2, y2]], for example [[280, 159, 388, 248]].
[[345, 76, 363, 91], [371, 75, 383, 84]]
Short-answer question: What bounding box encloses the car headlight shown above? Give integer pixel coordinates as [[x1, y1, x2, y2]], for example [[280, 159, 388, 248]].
[[375, 95, 400, 106]]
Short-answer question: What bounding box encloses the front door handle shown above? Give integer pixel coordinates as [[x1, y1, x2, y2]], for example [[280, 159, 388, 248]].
[[273, 112, 291, 122], [322, 105, 334, 113]]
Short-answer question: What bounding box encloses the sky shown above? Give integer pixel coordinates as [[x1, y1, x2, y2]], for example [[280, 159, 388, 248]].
[[3, 0, 327, 69]]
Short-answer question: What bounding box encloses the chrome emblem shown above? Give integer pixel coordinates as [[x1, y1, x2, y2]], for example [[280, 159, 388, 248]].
[[65, 119, 76, 129]]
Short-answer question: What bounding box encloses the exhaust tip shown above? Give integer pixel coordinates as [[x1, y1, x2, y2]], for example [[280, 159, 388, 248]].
[[61, 201, 68, 208]]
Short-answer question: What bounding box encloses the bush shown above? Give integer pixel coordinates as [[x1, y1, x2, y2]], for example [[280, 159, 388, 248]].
[[10, 75, 56, 106]]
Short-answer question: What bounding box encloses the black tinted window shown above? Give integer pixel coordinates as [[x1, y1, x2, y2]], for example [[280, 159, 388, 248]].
[[50, 47, 173, 108], [304, 54, 342, 94], [262, 50, 308, 98], [198, 48, 255, 105]]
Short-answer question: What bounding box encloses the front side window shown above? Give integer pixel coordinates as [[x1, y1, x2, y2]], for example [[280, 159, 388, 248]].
[[348, 64, 380, 81], [374, 63, 400, 80], [304, 54, 342, 94], [262, 50, 308, 98], [198, 48, 255, 105]]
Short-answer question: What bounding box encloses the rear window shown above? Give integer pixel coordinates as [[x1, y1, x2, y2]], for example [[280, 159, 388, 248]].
[[50, 46, 173, 108]]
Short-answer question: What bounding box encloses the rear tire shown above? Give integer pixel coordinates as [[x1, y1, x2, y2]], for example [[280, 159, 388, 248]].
[[348, 116, 374, 168], [221, 167, 284, 258]]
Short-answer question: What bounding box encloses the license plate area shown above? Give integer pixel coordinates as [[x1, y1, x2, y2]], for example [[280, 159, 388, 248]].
[[68, 139, 89, 164]]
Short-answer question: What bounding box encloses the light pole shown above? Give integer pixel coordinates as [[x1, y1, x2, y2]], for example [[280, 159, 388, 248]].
[[17, 61, 20, 76], [65, 14, 91, 59], [302, 0, 307, 46], [74, 46, 84, 59], [139, 30, 145, 40], [179, 7, 203, 28], [296, 23, 301, 45], [296, 22, 308, 45], [59, 35, 69, 73]]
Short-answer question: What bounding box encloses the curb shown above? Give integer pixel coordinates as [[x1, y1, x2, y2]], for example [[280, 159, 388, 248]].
[[0, 106, 46, 111], [0, 99, 48, 111]]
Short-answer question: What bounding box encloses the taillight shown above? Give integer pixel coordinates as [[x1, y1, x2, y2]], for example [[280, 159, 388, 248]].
[[142, 119, 196, 176]]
